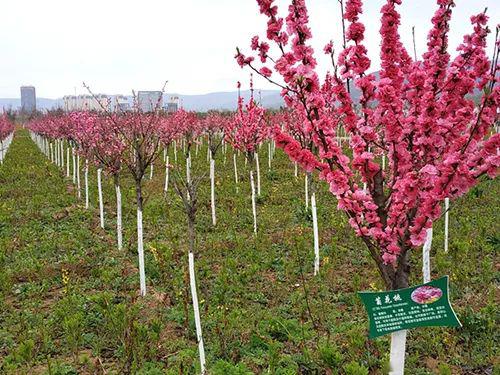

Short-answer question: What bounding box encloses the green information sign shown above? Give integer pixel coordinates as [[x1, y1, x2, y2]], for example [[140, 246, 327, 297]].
[[359, 276, 461, 338]]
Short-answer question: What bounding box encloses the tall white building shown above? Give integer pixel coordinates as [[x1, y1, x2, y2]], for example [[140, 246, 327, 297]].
[[112, 95, 130, 112], [20, 86, 36, 113], [164, 95, 179, 113], [63, 94, 112, 112], [137, 91, 163, 112]]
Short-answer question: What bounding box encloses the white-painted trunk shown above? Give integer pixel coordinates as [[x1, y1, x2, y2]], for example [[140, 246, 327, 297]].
[[255, 152, 261, 196], [150, 163, 154, 180], [188, 252, 206, 374], [444, 198, 449, 253], [137, 207, 146, 296], [389, 329, 407, 375], [311, 192, 320, 275], [210, 157, 216, 226], [164, 156, 169, 193], [268, 142, 271, 171], [294, 162, 298, 178], [163, 148, 167, 162], [388, 225, 433, 374], [250, 170, 257, 234], [305, 174, 309, 209], [233, 153, 239, 193], [60, 141, 64, 168], [174, 140, 177, 162], [72, 148, 76, 184], [98, 168, 105, 229], [382, 153, 386, 170], [58, 141, 62, 167], [66, 147, 70, 177], [186, 153, 191, 184], [76, 154, 81, 199], [84, 160, 89, 209], [186, 153, 192, 201], [423, 227, 433, 283], [116, 183, 123, 251]]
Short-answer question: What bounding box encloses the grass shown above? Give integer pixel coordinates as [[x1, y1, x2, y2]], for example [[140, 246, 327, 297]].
[[0, 128, 498, 374]]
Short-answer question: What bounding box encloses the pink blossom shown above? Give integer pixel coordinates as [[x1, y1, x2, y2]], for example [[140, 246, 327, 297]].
[[236, 0, 499, 282]]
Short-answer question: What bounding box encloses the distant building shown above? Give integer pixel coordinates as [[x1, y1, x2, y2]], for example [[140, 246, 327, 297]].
[[20, 86, 36, 113], [164, 95, 179, 113], [137, 91, 163, 112], [63, 94, 111, 112], [63, 95, 77, 111], [113, 95, 130, 112]]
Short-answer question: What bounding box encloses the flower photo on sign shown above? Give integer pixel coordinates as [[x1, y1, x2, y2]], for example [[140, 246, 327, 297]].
[[411, 286, 443, 304]]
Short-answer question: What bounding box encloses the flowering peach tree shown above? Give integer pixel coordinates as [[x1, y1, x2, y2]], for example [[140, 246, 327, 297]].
[[227, 79, 268, 233], [236, 0, 499, 291]]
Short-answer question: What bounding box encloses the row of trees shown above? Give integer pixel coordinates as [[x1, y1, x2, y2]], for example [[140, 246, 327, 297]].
[[0, 115, 15, 164], [28, 96, 332, 373]]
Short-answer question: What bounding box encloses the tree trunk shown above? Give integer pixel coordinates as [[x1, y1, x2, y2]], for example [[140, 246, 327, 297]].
[[76, 154, 81, 199], [250, 170, 257, 234], [97, 168, 105, 229], [268, 142, 272, 171], [72, 148, 76, 184], [187, 199, 206, 374], [210, 154, 216, 226], [233, 153, 239, 193], [84, 160, 89, 209], [311, 191, 320, 275], [422, 227, 433, 283], [388, 249, 411, 375], [305, 172, 310, 209], [444, 198, 449, 253], [136, 180, 147, 296], [255, 152, 261, 196], [66, 147, 70, 177], [164, 156, 169, 193], [114, 175, 123, 251]]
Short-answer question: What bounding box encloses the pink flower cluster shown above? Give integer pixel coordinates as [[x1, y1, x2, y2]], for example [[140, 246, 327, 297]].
[[226, 78, 269, 160], [411, 286, 443, 304], [28, 109, 235, 176], [237, 0, 499, 267], [0, 115, 14, 141]]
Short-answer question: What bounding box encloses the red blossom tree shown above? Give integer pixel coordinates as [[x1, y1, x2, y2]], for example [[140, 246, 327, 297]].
[[236, 0, 499, 290], [227, 78, 268, 233]]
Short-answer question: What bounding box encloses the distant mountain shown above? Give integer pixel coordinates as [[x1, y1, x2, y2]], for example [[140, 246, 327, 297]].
[[0, 90, 285, 113], [0, 98, 63, 112], [0, 74, 381, 113], [170, 90, 285, 111]]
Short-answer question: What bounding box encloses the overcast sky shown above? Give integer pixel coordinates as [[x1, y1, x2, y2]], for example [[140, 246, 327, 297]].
[[1, 0, 498, 98]]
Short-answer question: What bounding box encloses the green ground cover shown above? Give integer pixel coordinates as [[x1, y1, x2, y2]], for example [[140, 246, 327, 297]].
[[0, 129, 498, 374]]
